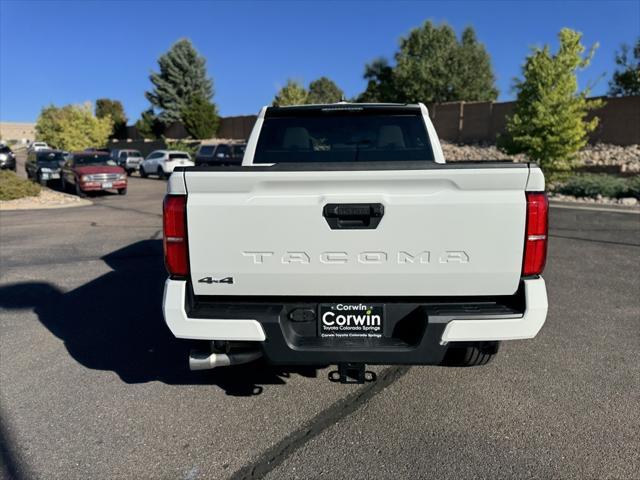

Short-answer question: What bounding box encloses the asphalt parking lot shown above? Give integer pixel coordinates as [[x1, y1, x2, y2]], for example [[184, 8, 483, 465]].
[[1, 174, 639, 479]]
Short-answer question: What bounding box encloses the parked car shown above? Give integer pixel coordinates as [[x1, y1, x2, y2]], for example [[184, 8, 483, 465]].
[[194, 143, 246, 166], [25, 150, 65, 185], [84, 147, 111, 153], [163, 103, 549, 383], [0, 145, 17, 171], [139, 150, 194, 179], [61, 152, 127, 197], [28, 141, 50, 153], [110, 149, 144, 175]]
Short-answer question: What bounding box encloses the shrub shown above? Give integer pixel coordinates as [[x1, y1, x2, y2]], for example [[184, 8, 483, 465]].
[[626, 175, 640, 199], [166, 139, 199, 158], [0, 171, 41, 201], [558, 174, 638, 199]]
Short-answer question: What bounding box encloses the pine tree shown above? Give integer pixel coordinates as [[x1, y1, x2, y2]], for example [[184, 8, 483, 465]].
[[145, 39, 214, 125], [499, 29, 604, 181], [452, 28, 498, 101], [135, 109, 162, 139], [182, 95, 219, 139]]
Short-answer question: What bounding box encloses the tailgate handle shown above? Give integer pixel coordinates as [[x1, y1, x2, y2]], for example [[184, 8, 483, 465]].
[[323, 203, 384, 230]]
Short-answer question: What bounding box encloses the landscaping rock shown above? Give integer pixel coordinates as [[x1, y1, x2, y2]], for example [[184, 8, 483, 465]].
[[619, 197, 639, 206], [442, 141, 640, 174]]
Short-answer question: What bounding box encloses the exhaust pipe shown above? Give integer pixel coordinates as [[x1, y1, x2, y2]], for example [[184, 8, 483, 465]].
[[189, 348, 262, 371]]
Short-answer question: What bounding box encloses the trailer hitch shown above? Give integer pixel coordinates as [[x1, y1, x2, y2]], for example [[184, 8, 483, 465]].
[[328, 363, 377, 384]]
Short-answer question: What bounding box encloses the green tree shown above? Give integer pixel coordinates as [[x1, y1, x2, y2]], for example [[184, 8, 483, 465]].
[[499, 28, 604, 181], [393, 22, 498, 103], [181, 95, 220, 139], [145, 39, 215, 125], [452, 28, 499, 101], [134, 109, 163, 139], [35, 102, 113, 151], [95, 98, 127, 138], [357, 58, 396, 102], [609, 38, 640, 96], [272, 79, 308, 106], [307, 77, 344, 104]]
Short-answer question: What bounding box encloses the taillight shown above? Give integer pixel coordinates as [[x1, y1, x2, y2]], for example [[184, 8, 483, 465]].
[[163, 195, 189, 277], [522, 192, 548, 276]]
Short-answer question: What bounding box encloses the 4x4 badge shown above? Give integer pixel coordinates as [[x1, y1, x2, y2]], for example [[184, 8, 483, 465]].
[[198, 276, 234, 284]]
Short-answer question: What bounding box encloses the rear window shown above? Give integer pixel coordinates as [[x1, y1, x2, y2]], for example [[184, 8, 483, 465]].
[[37, 151, 64, 162], [128, 150, 142, 157], [169, 153, 190, 160], [74, 154, 116, 166], [198, 146, 215, 156], [254, 109, 434, 164]]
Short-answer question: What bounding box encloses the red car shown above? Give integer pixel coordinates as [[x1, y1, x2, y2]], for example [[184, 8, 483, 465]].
[[61, 152, 127, 197]]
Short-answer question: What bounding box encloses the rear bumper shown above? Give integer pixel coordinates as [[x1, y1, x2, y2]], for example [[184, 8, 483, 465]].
[[125, 160, 141, 169], [0, 159, 16, 169], [163, 278, 547, 365], [80, 180, 127, 191]]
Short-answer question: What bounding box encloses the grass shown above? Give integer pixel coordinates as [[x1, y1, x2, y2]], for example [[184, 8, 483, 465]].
[[0, 170, 41, 201], [557, 174, 640, 199]]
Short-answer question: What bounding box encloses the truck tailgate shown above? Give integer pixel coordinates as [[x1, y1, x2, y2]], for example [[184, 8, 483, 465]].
[[183, 165, 530, 297]]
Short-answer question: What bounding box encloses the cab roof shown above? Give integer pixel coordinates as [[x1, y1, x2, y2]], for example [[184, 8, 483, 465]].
[[265, 102, 422, 117]]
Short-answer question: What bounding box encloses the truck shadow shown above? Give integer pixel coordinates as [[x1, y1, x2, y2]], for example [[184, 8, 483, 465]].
[[0, 240, 320, 396]]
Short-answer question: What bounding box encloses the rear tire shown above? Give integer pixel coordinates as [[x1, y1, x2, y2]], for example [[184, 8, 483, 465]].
[[157, 166, 167, 180], [439, 342, 499, 367], [117, 188, 127, 195]]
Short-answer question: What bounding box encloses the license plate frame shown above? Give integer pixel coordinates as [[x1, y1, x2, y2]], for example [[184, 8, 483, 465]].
[[318, 303, 384, 339]]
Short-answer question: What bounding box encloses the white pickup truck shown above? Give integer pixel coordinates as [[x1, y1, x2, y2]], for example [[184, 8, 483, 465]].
[[162, 103, 549, 383]]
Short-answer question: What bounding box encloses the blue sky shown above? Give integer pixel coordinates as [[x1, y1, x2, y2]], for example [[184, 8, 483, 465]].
[[1, 0, 638, 122]]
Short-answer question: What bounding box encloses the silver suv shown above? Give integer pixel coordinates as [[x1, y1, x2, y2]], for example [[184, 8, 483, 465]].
[[111, 149, 144, 175]]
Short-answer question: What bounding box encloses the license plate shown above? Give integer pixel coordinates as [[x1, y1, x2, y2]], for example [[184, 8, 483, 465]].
[[102, 182, 112, 188], [318, 303, 384, 339]]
